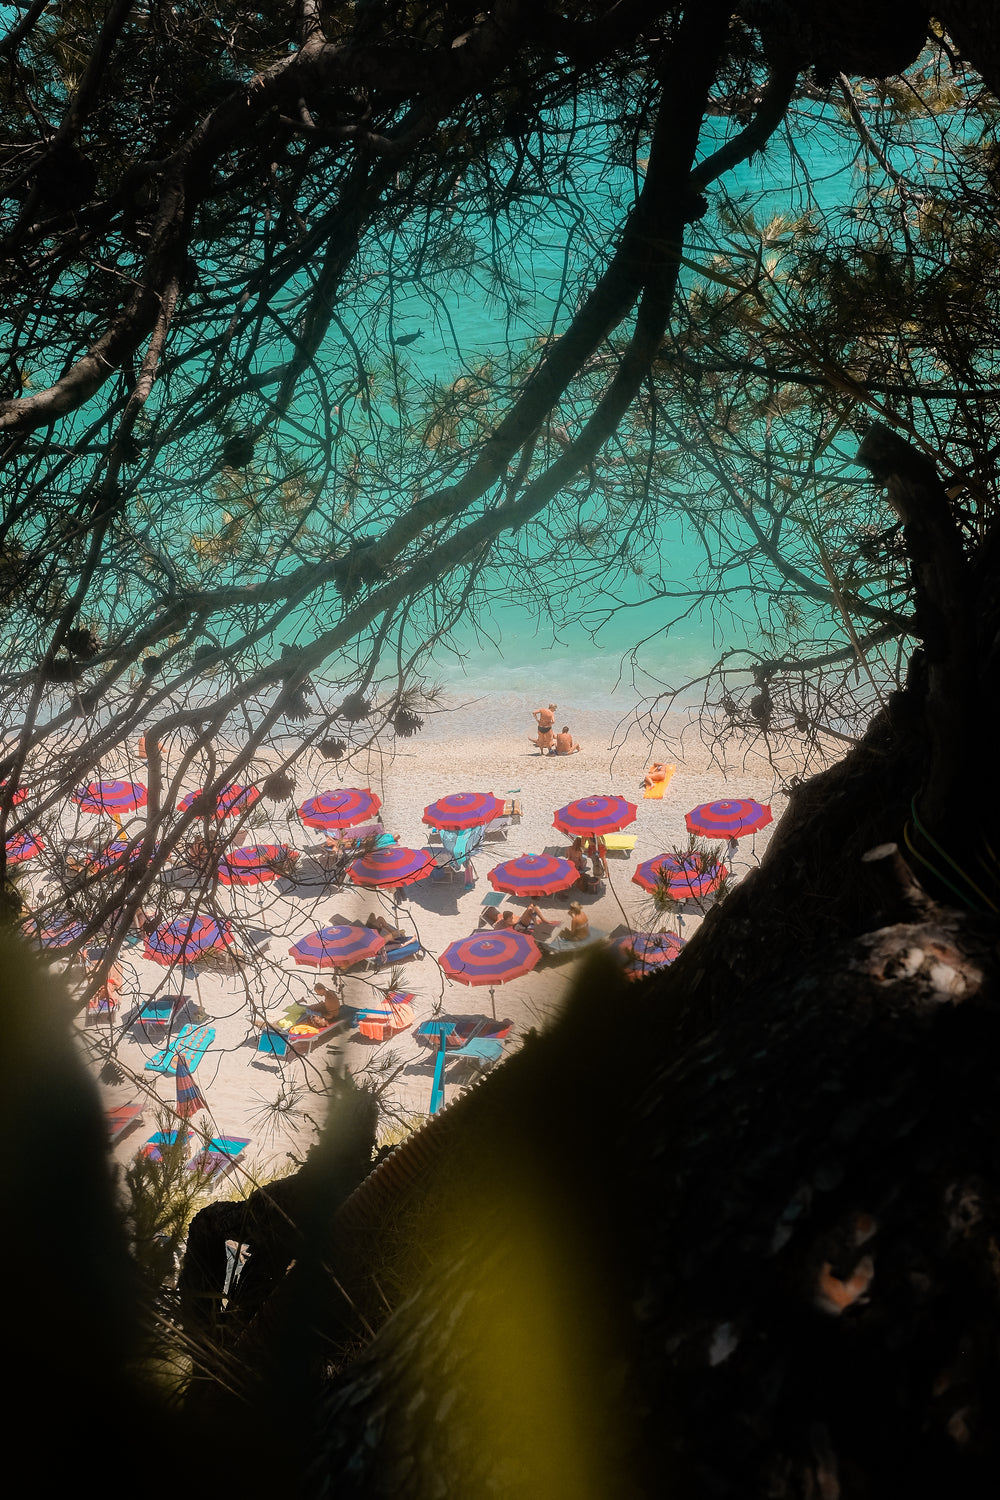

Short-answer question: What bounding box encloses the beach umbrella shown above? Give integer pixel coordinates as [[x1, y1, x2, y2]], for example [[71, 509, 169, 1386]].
[[685, 799, 772, 840], [553, 795, 637, 839], [33, 917, 87, 949], [488, 853, 578, 897], [422, 792, 505, 831], [174, 1054, 208, 1118], [632, 852, 727, 900], [5, 831, 45, 863], [439, 930, 540, 987], [0, 781, 28, 805], [86, 835, 159, 875], [216, 843, 295, 886], [610, 930, 686, 979], [348, 845, 436, 888], [177, 782, 259, 818], [289, 924, 386, 969], [143, 914, 235, 966], [297, 787, 381, 830], [73, 779, 147, 816]]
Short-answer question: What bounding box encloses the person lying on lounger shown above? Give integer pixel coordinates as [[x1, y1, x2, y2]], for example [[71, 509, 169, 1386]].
[[366, 911, 407, 942], [515, 902, 544, 932]]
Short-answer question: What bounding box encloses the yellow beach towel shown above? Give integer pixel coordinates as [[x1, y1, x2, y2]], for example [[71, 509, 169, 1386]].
[[643, 763, 676, 800]]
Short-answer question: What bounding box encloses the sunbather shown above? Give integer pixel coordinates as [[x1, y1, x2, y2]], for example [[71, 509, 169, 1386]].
[[515, 902, 543, 932], [532, 703, 557, 731], [366, 910, 407, 942], [559, 901, 590, 942], [642, 762, 671, 790], [554, 726, 580, 754], [310, 982, 341, 1025], [529, 725, 555, 754]]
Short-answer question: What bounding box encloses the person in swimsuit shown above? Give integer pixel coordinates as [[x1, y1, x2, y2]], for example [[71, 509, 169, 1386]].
[[554, 726, 580, 754], [559, 901, 589, 942]]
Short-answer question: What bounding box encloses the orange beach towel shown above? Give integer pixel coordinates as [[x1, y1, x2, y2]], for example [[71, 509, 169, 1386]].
[[643, 763, 676, 800]]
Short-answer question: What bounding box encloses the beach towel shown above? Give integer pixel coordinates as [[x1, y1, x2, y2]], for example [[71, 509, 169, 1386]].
[[643, 763, 676, 800]]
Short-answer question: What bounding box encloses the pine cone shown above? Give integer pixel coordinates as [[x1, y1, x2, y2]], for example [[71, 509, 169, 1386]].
[[74, 687, 102, 715], [281, 689, 311, 721], [262, 770, 296, 802], [318, 738, 348, 761], [393, 708, 424, 738], [339, 692, 371, 722], [64, 626, 101, 658], [141, 655, 162, 677]]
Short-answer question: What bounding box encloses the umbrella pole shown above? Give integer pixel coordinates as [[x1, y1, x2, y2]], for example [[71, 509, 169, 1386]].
[[489, 985, 496, 1020]]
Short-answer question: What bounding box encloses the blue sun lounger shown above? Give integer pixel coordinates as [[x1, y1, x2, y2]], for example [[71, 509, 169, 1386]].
[[144, 1021, 215, 1075], [139, 1129, 193, 1162], [448, 1037, 504, 1068], [186, 1135, 251, 1183]]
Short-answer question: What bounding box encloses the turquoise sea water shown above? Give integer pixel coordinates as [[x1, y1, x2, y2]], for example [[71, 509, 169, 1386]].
[[363, 108, 869, 710]]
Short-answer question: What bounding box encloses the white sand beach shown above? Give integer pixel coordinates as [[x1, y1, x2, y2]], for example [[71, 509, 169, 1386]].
[[64, 693, 826, 1187]]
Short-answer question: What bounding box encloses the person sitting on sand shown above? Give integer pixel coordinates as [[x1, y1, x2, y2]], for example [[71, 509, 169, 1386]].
[[515, 902, 543, 932], [554, 726, 580, 755], [559, 901, 590, 942]]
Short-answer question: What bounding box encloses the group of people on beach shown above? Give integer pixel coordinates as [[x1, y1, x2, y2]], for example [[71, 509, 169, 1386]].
[[529, 703, 580, 756]]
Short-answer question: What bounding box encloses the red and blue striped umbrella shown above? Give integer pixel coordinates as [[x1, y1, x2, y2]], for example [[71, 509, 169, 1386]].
[[439, 931, 540, 986], [177, 782, 259, 818], [216, 843, 293, 886], [348, 845, 436, 888], [174, 1054, 208, 1118], [87, 836, 159, 874], [488, 853, 578, 897], [632, 852, 727, 899], [610, 930, 686, 979], [553, 795, 637, 838], [1, 781, 28, 805], [685, 799, 772, 840], [143, 914, 234, 966], [422, 791, 506, 830], [5, 831, 45, 863], [298, 787, 382, 830], [32, 917, 87, 948], [73, 779, 147, 815], [289, 924, 386, 969]]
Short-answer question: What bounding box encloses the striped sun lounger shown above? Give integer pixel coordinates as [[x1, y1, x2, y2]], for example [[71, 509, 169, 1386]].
[[144, 1021, 216, 1075]]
